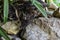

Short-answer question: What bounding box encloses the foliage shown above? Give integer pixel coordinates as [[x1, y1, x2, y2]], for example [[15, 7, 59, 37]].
[[53, 0, 60, 7], [0, 0, 10, 40], [30, 0, 47, 18], [0, 26, 10, 40], [3, 0, 9, 23]]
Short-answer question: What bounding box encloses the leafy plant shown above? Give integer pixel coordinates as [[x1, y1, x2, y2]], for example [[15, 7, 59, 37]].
[[0, 26, 10, 40], [4, 0, 9, 23], [0, 0, 10, 40], [30, 0, 47, 18], [53, 0, 60, 7]]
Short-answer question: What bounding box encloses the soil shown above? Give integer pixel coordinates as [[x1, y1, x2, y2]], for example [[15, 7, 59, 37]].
[[0, 0, 60, 40]]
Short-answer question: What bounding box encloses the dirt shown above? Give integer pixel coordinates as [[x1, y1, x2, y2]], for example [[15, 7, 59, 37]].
[[0, 0, 60, 40]]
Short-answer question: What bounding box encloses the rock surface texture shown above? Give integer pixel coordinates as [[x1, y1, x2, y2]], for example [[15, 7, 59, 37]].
[[24, 17, 60, 40]]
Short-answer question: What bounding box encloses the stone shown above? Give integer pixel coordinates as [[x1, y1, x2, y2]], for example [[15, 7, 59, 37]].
[[1, 21, 21, 34], [34, 17, 60, 40], [24, 23, 49, 40]]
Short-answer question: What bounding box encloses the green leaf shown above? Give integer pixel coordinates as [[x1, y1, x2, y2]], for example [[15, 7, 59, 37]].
[[32, 1, 47, 18], [58, 3, 60, 7], [53, 0, 60, 7], [0, 26, 10, 40], [30, 0, 36, 4], [4, 0, 9, 23]]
